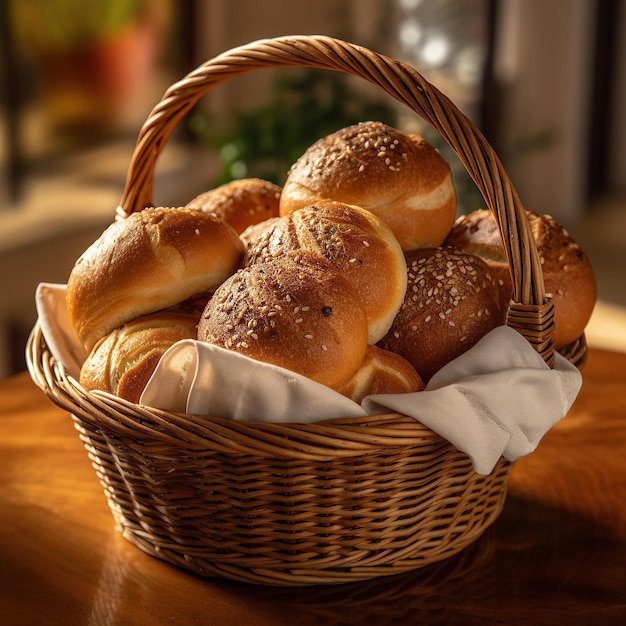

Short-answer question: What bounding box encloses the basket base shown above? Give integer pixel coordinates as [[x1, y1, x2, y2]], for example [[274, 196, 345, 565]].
[[118, 496, 507, 586], [72, 407, 511, 587]]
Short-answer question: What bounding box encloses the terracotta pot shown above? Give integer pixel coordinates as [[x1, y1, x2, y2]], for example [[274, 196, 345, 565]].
[[39, 21, 161, 135]]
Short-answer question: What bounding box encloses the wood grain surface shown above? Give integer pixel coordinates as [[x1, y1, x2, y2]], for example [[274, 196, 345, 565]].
[[1, 348, 625, 625]]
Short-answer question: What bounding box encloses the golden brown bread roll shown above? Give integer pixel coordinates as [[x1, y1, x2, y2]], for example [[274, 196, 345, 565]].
[[240, 216, 281, 249], [79, 310, 199, 403], [197, 253, 369, 389], [335, 345, 425, 403], [444, 208, 597, 349], [185, 178, 282, 235], [66, 207, 244, 350], [244, 201, 407, 344], [444, 208, 508, 296], [279, 121, 457, 250], [378, 246, 502, 382]]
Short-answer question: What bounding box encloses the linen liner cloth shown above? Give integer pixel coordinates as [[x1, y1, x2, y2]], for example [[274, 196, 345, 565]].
[[36, 282, 582, 475]]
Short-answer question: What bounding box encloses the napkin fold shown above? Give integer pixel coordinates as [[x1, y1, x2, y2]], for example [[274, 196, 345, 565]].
[[36, 283, 87, 379], [35, 282, 582, 475]]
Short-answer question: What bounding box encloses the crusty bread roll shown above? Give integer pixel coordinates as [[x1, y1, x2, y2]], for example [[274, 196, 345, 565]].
[[378, 246, 502, 382], [279, 121, 457, 250], [240, 216, 281, 249], [444, 208, 509, 298], [444, 208, 597, 349], [66, 207, 244, 350], [79, 310, 199, 403], [197, 252, 369, 389], [335, 345, 425, 403], [244, 201, 407, 344], [186, 178, 282, 235]]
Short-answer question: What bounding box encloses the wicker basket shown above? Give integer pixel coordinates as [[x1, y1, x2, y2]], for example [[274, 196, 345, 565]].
[[26, 35, 587, 587]]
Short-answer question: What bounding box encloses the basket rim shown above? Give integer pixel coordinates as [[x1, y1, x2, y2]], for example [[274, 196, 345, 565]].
[[26, 313, 586, 461], [26, 321, 461, 461]]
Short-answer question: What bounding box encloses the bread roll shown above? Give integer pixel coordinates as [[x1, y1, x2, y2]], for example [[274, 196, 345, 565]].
[[279, 121, 457, 250], [240, 216, 281, 248], [378, 246, 502, 382], [79, 310, 199, 403], [444, 209, 509, 300], [197, 253, 368, 389], [66, 207, 244, 350], [336, 345, 425, 403], [186, 178, 281, 235], [244, 201, 407, 344], [444, 208, 597, 349]]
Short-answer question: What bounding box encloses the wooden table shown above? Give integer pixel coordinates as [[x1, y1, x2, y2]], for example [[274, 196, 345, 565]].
[[1, 348, 626, 625]]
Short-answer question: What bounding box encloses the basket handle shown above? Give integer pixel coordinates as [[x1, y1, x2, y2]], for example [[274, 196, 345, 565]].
[[117, 35, 555, 366]]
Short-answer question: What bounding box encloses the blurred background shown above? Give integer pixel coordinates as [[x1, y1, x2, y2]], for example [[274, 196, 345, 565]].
[[1, 0, 625, 378]]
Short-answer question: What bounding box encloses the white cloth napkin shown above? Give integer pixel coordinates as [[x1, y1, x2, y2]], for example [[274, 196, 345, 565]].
[[36, 283, 88, 379], [35, 282, 582, 475]]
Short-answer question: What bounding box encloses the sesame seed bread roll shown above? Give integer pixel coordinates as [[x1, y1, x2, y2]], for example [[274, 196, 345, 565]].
[[186, 178, 282, 235], [378, 246, 502, 382], [279, 121, 457, 250], [197, 253, 368, 390], [66, 207, 245, 350], [335, 345, 425, 404], [79, 310, 199, 404], [244, 201, 407, 344], [444, 209, 510, 307], [444, 209, 597, 349], [240, 216, 281, 249]]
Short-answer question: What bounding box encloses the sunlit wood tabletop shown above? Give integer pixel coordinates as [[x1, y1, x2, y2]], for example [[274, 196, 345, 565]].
[[1, 347, 626, 625]]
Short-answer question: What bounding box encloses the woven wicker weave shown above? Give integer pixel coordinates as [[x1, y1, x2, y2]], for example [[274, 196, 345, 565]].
[[26, 36, 586, 586]]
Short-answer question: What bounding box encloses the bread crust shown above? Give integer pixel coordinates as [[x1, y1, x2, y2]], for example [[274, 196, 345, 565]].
[[280, 121, 457, 250], [379, 246, 502, 382], [244, 201, 407, 344], [66, 207, 244, 350], [186, 178, 281, 234], [336, 345, 425, 403], [197, 253, 369, 389], [79, 310, 199, 403], [444, 209, 597, 348]]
